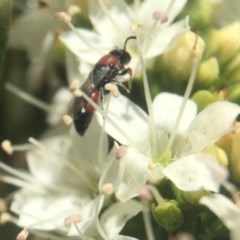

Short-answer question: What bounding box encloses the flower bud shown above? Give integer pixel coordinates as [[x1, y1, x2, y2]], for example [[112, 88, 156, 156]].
[[152, 200, 183, 232], [203, 144, 228, 166], [191, 90, 216, 112], [206, 22, 240, 64], [229, 131, 240, 183], [197, 57, 219, 86], [228, 83, 240, 102], [163, 31, 205, 79]]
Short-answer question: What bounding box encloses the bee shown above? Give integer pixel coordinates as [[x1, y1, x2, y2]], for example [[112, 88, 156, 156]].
[[73, 36, 136, 135]]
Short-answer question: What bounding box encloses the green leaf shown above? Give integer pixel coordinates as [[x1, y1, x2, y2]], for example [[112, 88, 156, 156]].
[[0, 0, 12, 85]]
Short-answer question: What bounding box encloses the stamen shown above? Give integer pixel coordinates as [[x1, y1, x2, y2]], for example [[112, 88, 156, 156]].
[[0, 161, 39, 187], [62, 114, 73, 125], [166, 56, 200, 151], [104, 83, 120, 97], [141, 199, 156, 240], [1, 140, 31, 155], [69, 79, 80, 92], [144, 185, 164, 205], [56, 12, 99, 51], [135, 34, 157, 158], [101, 183, 114, 195], [16, 229, 29, 240], [116, 145, 127, 160], [97, 95, 111, 167], [64, 214, 82, 228], [5, 83, 54, 113]]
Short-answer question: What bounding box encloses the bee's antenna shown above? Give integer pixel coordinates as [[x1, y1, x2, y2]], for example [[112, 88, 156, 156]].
[[123, 36, 136, 50]]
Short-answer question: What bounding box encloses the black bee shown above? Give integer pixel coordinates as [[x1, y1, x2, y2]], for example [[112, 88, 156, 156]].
[[73, 36, 136, 135]]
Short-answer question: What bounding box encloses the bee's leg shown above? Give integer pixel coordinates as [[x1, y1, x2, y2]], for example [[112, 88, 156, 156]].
[[99, 86, 105, 109], [118, 67, 133, 91]]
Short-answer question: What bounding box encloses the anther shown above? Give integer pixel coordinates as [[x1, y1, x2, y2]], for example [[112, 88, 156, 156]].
[[62, 115, 73, 125], [138, 188, 153, 201], [130, 22, 142, 33], [1, 140, 13, 155], [0, 212, 12, 224], [102, 183, 114, 195], [54, 12, 72, 23], [67, 5, 81, 16], [64, 214, 82, 228], [116, 146, 127, 160], [69, 80, 82, 97], [16, 229, 29, 240], [152, 11, 168, 23]]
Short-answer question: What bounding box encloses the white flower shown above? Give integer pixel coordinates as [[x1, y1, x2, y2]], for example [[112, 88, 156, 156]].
[[0, 117, 141, 239], [96, 92, 240, 192], [59, 0, 189, 75], [200, 193, 240, 240]]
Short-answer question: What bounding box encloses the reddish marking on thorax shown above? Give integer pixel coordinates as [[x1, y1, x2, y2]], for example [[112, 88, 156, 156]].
[[86, 90, 100, 112], [98, 54, 120, 65]]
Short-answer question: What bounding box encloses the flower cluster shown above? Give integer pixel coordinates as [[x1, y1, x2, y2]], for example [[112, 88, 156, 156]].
[[1, 0, 240, 240]]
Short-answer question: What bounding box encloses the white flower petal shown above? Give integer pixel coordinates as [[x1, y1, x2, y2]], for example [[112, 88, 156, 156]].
[[68, 195, 104, 236], [200, 193, 240, 240], [145, 17, 190, 58], [137, 0, 187, 24], [59, 29, 108, 64], [163, 154, 222, 192], [27, 136, 69, 187], [153, 92, 197, 133], [47, 87, 72, 125], [187, 101, 240, 151], [115, 147, 150, 202], [88, 0, 132, 44], [96, 94, 149, 146], [13, 191, 84, 231], [114, 236, 139, 240], [99, 200, 142, 239]]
